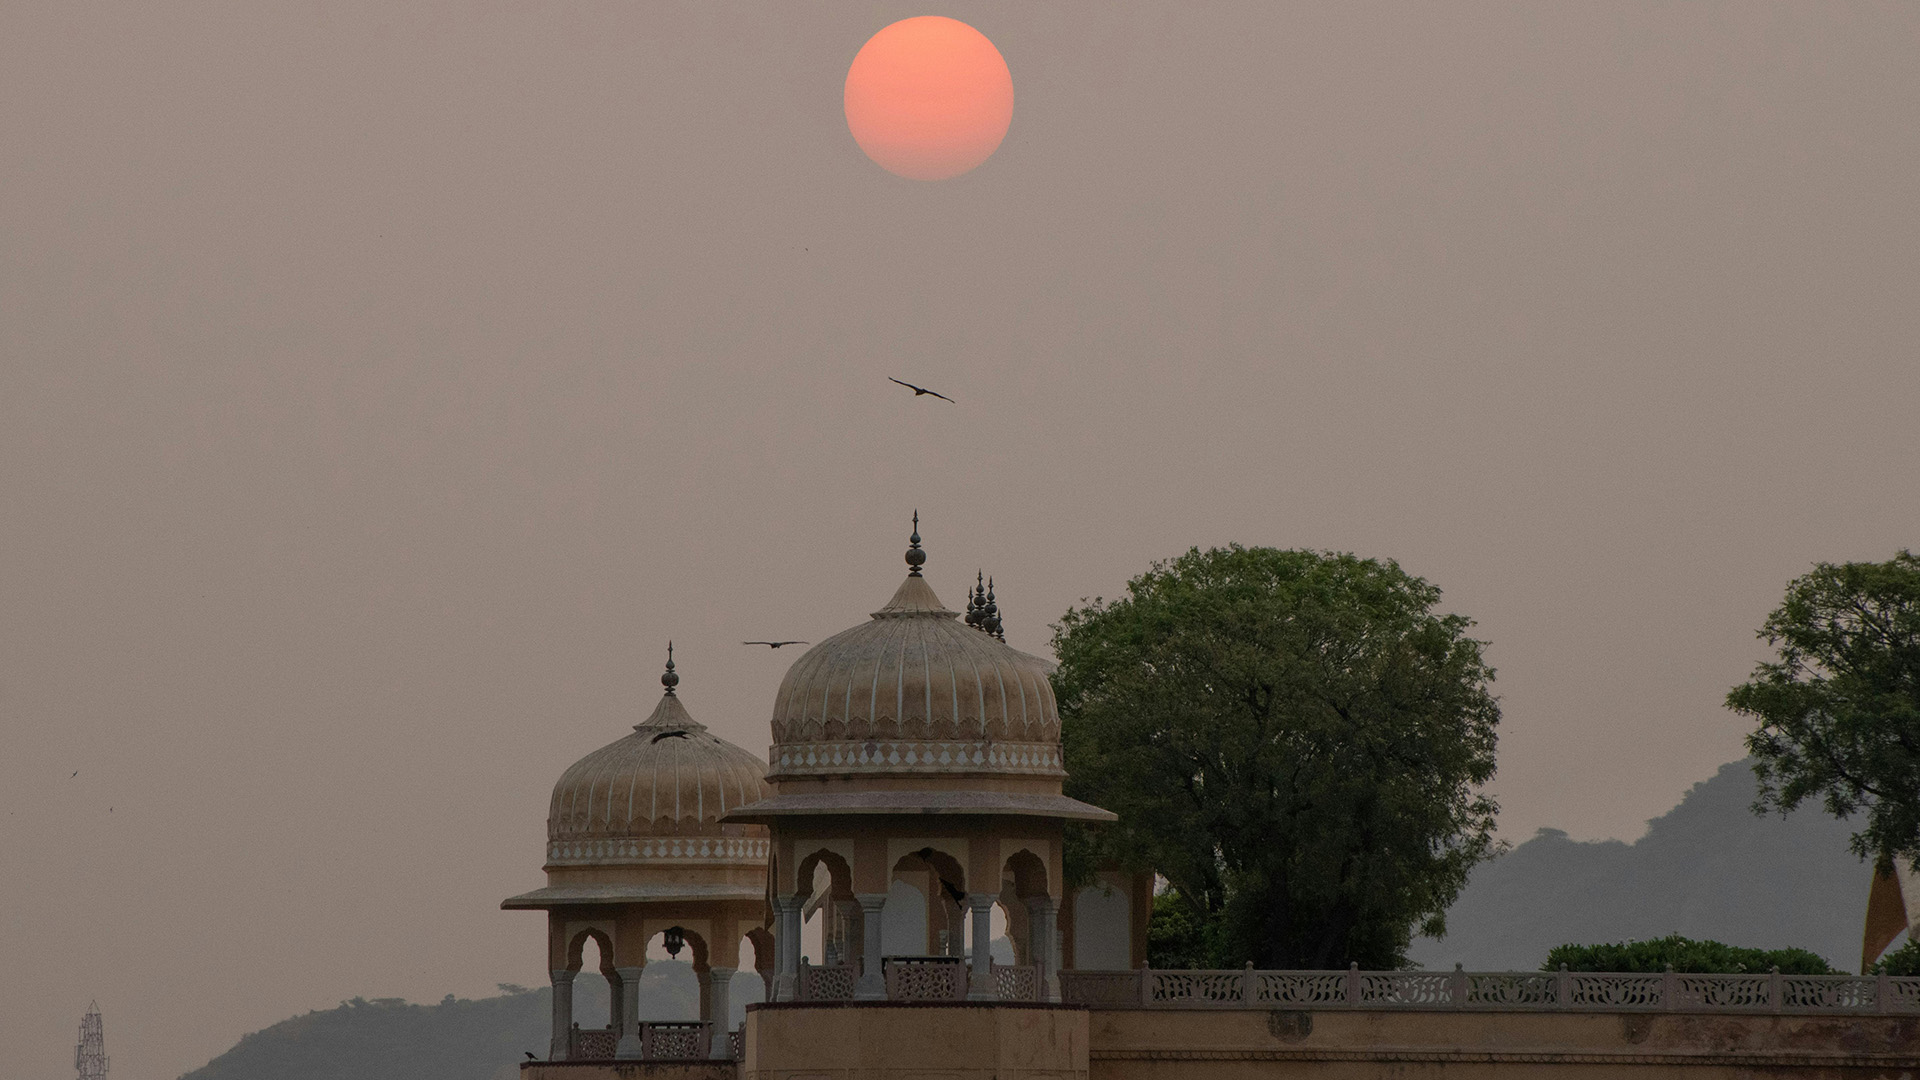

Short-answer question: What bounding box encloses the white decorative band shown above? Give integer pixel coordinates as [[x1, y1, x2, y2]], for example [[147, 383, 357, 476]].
[[546, 836, 770, 866], [769, 740, 1065, 776]]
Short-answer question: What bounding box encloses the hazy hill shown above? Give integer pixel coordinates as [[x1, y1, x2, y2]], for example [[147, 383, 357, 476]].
[[176, 961, 734, 1080], [1409, 759, 1876, 973]]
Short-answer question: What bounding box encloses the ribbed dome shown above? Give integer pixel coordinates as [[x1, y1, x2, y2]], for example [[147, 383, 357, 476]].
[[767, 572, 1063, 781], [546, 690, 772, 869]]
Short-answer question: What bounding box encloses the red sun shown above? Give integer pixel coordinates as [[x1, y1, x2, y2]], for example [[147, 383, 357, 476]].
[[844, 17, 1014, 181]]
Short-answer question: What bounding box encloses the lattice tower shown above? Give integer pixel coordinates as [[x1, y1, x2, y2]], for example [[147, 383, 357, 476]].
[[75, 1001, 109, 1080]]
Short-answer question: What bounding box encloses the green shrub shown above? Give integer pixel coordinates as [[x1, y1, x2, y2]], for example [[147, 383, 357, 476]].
[[1872, 937, 1920, 976], [1543, 934, 1832, 974]]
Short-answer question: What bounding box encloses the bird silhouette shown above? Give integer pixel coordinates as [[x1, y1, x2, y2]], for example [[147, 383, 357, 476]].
[[70, 770, 78, 778], [743, 640, 808, 649], [525, 1051, 537, 1061], [888, 377, 955, 403]]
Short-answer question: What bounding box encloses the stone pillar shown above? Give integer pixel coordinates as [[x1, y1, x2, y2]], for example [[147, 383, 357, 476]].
[[854, 892, 889, 1000], [772, 895, 802, 1001], [1026, 897, 1060, 1002], [549, 969, 576, 1060], [967, 894, 996, 1000], [614, 966, 645, 1059], [703, 967, 736, 1058], [607, 970, 625, 1043]]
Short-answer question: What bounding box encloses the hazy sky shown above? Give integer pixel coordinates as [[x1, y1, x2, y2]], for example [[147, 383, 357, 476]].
[[4, 2, 1917, 1076]]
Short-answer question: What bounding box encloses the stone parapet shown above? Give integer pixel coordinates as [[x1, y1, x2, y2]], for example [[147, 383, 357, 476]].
[[1087, 1007, 1920, 1079], [742, 1003, 1090, 1080], [521, 1063, 739, 1080]]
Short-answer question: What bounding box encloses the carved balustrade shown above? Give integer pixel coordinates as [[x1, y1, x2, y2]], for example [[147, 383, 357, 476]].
[[1057, 965, 1920, 1015], [564, 1021, 711, 1061], [991, 963, 1040, 1002], [798, 962, 856, 1002], [883, 955, 969, 1001], [640, 1021, 712, 1060], [568, 1026, 618, 1060]]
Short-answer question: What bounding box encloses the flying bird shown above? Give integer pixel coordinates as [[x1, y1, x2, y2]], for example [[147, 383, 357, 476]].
[[888, 377, 955, 403], [70, 770, 78, 778], [743, 640, 808, 649]]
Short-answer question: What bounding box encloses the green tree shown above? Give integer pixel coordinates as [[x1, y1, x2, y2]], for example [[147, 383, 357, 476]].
[[1053, 546, 1500, 970], [1729, 551, 1920, 862]]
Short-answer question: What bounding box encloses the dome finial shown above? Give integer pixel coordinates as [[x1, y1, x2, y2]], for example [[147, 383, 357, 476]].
[[661, 641, 679, 696], [905, 510, 927, 576]]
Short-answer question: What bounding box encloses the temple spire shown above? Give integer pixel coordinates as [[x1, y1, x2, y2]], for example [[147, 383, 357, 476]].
[[661, 641, 679, 696], [905, 510, 927, 577]]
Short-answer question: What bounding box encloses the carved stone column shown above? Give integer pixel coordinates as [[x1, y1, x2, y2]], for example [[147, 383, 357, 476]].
[[703, 967, 737, 1058], [854, 893, 889, 1000], [967, 894, 996, 1000], [1025, 897, 1060, 1001], [772, 895, 802, 1001], [614, 966, 645, 1059], [549, 969, 576, 1060]]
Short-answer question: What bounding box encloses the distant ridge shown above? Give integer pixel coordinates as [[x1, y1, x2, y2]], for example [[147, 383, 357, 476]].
[[1410, 759, 1874, 972], [176, 964, 718, 1080]]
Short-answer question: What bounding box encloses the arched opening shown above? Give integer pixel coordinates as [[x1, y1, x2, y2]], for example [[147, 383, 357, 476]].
[[728, 929, 772, 1027], [565, 928, 620, 1055], [635, 926, 706, 1022], [889, 848, 968, 957], [998, 849, 1055, 1000], [795, 848, 855, 967]]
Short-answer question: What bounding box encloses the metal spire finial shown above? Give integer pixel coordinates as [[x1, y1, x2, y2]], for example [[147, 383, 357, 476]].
[[985, 577, 1004, 640], [905, 510, 927, 576], [661, 641, 679, 695]]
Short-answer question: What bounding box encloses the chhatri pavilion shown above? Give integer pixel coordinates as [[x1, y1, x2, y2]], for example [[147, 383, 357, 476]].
[[505, 518, 1148, 1064]]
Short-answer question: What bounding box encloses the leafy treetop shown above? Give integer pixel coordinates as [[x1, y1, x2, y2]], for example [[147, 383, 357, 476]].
[[1053, 545, 1500, 970], [1729, 551, 1920, 862]]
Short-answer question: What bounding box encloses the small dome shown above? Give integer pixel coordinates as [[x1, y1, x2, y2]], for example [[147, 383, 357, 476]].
[[767, 570, 1063, 781], [546, 689, 772, 869]]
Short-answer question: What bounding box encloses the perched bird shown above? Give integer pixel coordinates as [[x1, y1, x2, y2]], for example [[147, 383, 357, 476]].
[[525, 1052, 537, 1061], [888, 377, 955, 403], [743, 640, 808, 649]]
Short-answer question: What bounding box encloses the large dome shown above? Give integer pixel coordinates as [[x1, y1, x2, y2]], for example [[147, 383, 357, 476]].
[[546, 676, 771, 870], [765, 530, 1062, 783]]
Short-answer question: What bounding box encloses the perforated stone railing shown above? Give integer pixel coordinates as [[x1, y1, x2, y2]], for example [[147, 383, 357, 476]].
[[565, 1021, 713, 1061], [799, 962, 856, 1002], [568, 1026, 617, 1059], [992, 963, 1040, 1002], [1058, 966, 1920, 1014], [884, 956, 969, 1001], [640, 1021, 712, 1060]]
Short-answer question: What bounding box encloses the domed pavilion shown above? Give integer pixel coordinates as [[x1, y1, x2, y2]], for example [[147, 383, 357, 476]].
[[726, 517, 1117, 1003], [504, 647, 774, 1061]]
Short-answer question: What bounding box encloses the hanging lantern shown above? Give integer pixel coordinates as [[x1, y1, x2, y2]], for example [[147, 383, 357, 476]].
[[663, 926, 685, 959]]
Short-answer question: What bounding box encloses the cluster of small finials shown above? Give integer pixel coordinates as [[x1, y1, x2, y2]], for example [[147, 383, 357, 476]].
[[965, 571, 1004, 641]]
